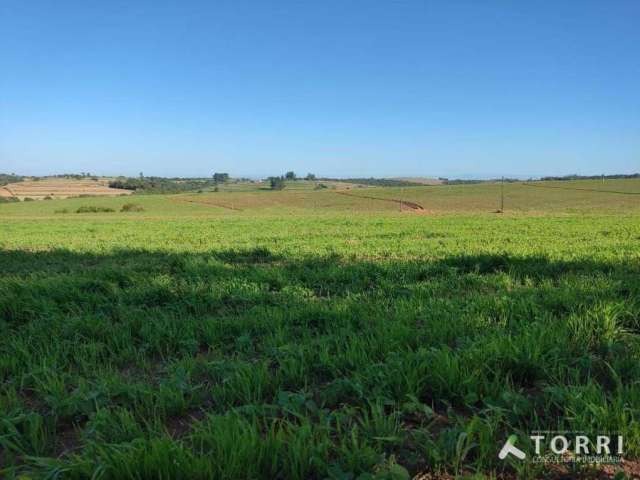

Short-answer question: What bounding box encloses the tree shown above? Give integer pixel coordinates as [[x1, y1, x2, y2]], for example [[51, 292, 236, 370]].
[[213, 172, 229, 183], [269, 176, 286, 190], [285, 171, 296, 180], [305, 173, 316, 181]]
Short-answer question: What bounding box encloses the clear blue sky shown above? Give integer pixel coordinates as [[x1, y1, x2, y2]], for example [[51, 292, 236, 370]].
[[1, 1, 638, 178]]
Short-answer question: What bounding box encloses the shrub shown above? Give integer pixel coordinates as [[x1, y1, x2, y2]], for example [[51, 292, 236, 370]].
[[121, 203, 144, 212], [23, 197, 34, 201], [0, 197, 20, 203], [268, 176, 286, 190], [54, 208, 69, 214], [43, 196, 53, 200], [213, 172, 229, 183], [76, 206, 115, 213]]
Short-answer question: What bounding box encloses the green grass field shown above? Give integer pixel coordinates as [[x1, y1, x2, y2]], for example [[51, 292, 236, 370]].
[[1, 180, 639, 478]]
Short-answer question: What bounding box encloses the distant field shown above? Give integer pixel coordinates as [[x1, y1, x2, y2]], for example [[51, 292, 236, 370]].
[[1, 178, 638, 217], [0, 178, 133, 200], [354, 179, 640, 215], [1, 179, 639, 478]]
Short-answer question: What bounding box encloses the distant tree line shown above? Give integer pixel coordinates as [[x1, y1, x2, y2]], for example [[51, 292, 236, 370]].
[[0, 173, 23, 186], [539, 173, 640, 181], [442, 178, 523, 185], [50, 173, 98, 180], [262, 174, 430, 190], [319, 177, 424, 187], [442, 174, 640, 184], [109, 176, 219, 194], [439, 179, 484, 185]]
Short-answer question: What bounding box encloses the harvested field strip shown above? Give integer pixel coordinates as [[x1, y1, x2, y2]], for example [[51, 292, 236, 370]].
[[522, 182, 640, 195], [335, 190, 424, 210], [3, 180, 132, 199], [0, 186, 16, 197], [172, 197, 244, 211]]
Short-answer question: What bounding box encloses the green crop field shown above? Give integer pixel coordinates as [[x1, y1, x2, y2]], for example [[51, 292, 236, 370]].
[[1, 179, 639, 479]]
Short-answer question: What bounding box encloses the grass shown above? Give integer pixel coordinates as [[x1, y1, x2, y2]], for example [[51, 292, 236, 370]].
[[0, 179, 639, 478]]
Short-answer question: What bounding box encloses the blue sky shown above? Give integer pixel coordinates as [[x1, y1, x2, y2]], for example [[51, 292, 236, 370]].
[[1, 0, 638, 178]]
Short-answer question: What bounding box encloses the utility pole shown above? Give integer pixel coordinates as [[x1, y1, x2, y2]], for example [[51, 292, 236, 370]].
[[500, 176, 504, 212]]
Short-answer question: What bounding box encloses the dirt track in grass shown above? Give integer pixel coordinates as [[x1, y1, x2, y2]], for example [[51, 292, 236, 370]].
[[171, 197, 244, 211], [334, 190, 425, 211]]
